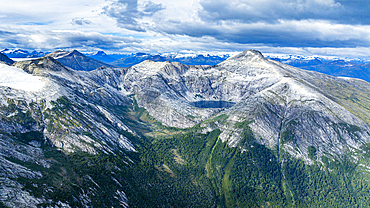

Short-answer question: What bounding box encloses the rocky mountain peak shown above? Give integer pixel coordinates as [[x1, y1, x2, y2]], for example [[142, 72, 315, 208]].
[[69, 49, 84, 56], [3, 48, 370, 207], [227, 49, 265, 62], [132, 60, 189, 77], [44, 49, 116, 71], [95, 51, 107, 56], [45, 49, 69, 59], [46, 49, 83, 59], [0, 52, 14, 65], [13, 56, 69, 75]]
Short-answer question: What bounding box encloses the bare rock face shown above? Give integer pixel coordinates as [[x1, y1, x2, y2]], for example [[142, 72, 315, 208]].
[[45, 50, 116, 71], [0, 53, 14, 65], [13, 56, 67, 74], [2, 49, 370, 206], [121, 50, 370, 163], [0, 59, 136, 206]]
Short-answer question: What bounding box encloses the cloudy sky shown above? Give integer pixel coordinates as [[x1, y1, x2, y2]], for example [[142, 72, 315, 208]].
[[1, 0, 370, 57]]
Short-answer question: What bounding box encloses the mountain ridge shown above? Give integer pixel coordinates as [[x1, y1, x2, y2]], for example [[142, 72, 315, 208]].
[[1, 50, 370, 207], [0, 52, 14, 65], [45, 50, 117, 71]]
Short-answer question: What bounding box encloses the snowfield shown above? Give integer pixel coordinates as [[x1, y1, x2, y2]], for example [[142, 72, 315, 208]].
[[0, 63, 45, 91]]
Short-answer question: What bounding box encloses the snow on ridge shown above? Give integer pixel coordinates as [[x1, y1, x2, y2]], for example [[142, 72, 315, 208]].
[[337, 76, 367, 82], [132, 60, 168, 76], [11, 57, 41, 62], [0, 63, 45, 91], [265, 53, 370, 62]]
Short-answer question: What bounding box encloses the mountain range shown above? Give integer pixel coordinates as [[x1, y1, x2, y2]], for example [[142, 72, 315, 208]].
[[1, 50, 370, 207], [5, 48, 370, 83], [90, 51, 370, 83], [269, 55, 370, 83], [107, 52, 230, 67], [44, 50, 117, 71], [1, 49, 46, 58], [0, 53, 14, 65]]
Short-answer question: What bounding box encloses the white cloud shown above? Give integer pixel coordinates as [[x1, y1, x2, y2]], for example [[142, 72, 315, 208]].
[[0, 28, 141, 52], [71, 18, 92, 26], [0, 0, 370, 58]]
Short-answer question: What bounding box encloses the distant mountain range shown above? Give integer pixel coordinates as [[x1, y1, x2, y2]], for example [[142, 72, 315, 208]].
[[87, 51, 118, 63], [268, 54, 370, 82], [3, 50, 370, 207], [0, 52, 14, 65], [1, 48, 47, 58], [86, 51, 230, 67], [3, 48, 370, 82], [45, 50, 116, 71]]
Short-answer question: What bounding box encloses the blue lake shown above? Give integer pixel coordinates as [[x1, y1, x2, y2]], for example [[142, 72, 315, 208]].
[[189, 101, 236, 108]]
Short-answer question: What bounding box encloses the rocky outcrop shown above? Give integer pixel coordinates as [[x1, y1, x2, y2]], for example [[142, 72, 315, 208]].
[[2, 49, 370, 206], [45, 50, 116, 71], [0, 53, 14, 65], [121, 50, 370, 163]]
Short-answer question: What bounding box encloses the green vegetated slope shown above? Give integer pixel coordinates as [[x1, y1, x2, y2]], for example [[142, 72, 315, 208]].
[[4, 96, 370, 207], [121, 101, 370, 207], [130, 110, 370, 207]]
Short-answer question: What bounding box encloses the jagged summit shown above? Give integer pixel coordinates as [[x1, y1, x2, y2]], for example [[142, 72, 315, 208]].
[[69, 49, 83, 56], [227, 49, 265, 62], [13, 56, 69, 75], [121, 49, 370, 164], [45, 49, 70, 59], [94, 51, 107, 56], [0, 52, 14, 65], [3, 48, 370, 207], [45, 49, 83, 59], [44, 49, 116, 71], [87, 51, 117, 63]]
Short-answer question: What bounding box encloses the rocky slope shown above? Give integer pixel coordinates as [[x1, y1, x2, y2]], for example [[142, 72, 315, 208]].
[[2, 50, 370, 207], [111, 52, 229, 67], [45, 50, 116, 71], [0, 53, 14, 65], [87, 51, 117, 63], [0, 57, 136, 207], [269, 54, 370, 82], [121, 50, 370, 162]]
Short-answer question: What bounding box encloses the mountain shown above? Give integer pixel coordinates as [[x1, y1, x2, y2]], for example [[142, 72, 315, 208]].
[[1, 49, 46, 58], [111, 52, 229, 67], [2, 50, 370, 207], [300, 60, 370, 82], [45, 49, 117, 71], [87, 51, 117, 63], [111, 53, 165, 67], [268, 54, 370, 82], [268, 54, 325, 67], [0, 52, 14, 65], [0, 57, 137, 207]]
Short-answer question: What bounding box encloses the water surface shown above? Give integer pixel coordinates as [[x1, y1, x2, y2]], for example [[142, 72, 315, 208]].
[[189, 100, 236, 108]]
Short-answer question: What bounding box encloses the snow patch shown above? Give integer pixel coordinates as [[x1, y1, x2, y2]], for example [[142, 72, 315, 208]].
[[0, 63, 45, 91], [10, 58, 40, 62]]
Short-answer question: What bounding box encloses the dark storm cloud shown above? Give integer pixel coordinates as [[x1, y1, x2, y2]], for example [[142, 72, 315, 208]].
[[71, 18, 92, 26], [140, 1, 164, 15], [157, 19, 370, 48], [0, 30, 16, 36], [0, 29, 141, 51], [0, 30, 23, 46], [59, 31, 141, 49], [198, 0, 370, 25], [102, 0, 164, 32], [151, 0, 370, 48]]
